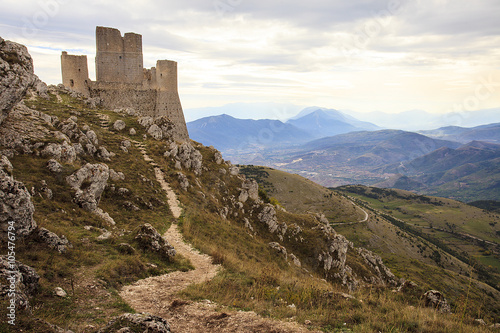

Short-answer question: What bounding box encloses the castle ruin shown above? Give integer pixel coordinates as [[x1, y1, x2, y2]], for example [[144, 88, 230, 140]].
[[61, 26, 189, 142]]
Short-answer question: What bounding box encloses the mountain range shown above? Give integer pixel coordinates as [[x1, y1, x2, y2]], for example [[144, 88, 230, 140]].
[[187, 107, 379, 150], [187, 107, 500, 202]]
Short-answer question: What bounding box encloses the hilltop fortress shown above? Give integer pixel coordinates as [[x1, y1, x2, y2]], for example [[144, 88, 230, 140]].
[[61, 26, 189, 141]]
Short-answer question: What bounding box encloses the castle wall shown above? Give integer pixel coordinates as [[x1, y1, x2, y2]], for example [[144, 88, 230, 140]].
[[61, 26, 190, 142], [89, 82, 157, 117], [95, 27, 143, 84], [61, 52, 90, 96]]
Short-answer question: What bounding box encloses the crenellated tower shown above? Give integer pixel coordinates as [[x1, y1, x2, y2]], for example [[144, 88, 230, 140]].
[[60, 26, 189, 142], [61, 52, 90, 97]]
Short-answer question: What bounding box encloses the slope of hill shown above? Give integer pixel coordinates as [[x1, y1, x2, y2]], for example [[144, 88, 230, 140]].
[[2, 37, 499, 332], [254, 130, 461, 188], [237, 166, 500, 322], [377, 141, 500, 201]]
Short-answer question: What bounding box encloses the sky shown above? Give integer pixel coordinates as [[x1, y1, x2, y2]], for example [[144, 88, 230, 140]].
[[1, 0, 500, 121]]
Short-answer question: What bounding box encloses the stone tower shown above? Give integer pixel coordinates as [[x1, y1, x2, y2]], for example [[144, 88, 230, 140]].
[[95, 26, 143, 84], [155, 60, 189, 141], [60, 26, 190, 142], [61, 52, 90, 97]]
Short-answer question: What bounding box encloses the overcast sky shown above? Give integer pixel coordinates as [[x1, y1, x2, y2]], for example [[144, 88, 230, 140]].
[[1, 0, 499, 117]]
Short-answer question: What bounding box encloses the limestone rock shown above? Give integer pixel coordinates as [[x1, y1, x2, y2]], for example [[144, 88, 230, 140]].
[[148, 124, 163, 140], [97, 146, 113, 161], [0, 155, 13, 173], [120, 140, 131, 153], [0, 165, 37, 238], [36, 227, 71, 253], [135, 223, 176, 259], [178, 172, 189, 191], [54, 287, 67, 298], [41, 141, 77, 164], [109, 169, 125, 181], [47, 159, 63, 173], [66, 163, 109, 211], [138, 116, 154, 128], [258, 204, 286, 236], [357, 247, 397, 286], [113, 119, 126, 131], [474, 319, 487, 326], [86, 130, 99, 146], [0, 256, 39, 310], [422, 290, 451, 313], [290, 253, 301, 267], [214, 151, 223, 164], [98, 313, 171, 333], [129, 128, 136, 135], [168, 142, 203, 175], [0, 37, 38, 125], [229, 165, 239, 175], [269, 242, 287, 260], [239, 179, 259, 203], [397, 280, 418, 293]]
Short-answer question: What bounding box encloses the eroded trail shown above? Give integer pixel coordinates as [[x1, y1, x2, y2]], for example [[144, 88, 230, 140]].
[[120, 141, 319, 332]]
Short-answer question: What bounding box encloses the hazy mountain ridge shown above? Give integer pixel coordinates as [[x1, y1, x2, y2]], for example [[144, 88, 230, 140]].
[[187, 114, 313, 150]]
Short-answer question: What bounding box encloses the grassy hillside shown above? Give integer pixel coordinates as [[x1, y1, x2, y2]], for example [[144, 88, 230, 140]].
[[235, 167, 500, 323], [239, 165, 365, 222], [1, 88, 498, 332]]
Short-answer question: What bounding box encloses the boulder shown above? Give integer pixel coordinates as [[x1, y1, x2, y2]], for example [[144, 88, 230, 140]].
[[0, 37, 38, 125], [41, 141, 77, 164], [113, 119, 126, 131], [135, 223, 176, 260], [129, 128, 136, 136], [0, 155, 13, 173], [0, 256, 39, 310], [98, 313, 171, 333], [66, 163, 109, 211], [422, 290, 451, 313], [269, 242, 287, 260], [148, 124, 163, 140], [0, 164, 37, 238], [138, 116, 154, 128], [54, 287, 67, 298], [47, 159, 63, 173], [35, 227, 71, 253]]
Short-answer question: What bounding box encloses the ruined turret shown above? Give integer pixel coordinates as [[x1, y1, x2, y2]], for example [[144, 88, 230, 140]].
[[60, 27, 189, 142]]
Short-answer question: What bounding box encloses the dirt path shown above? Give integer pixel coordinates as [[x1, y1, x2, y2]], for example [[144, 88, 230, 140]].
[[120, 141, 319, 332]]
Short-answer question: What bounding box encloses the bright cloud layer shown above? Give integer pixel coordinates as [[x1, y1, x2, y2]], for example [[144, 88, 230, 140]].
[[1, 0, 499, 115]]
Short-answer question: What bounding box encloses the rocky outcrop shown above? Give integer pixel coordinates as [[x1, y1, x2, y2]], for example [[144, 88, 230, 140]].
[[269, 242, 287, 260], [135, 224, 176, 260], [35, 227, 71, 253], [98, 313, 171, 333], [41, 141, 77, 164], [166, 142, 203, 175], [66, 163, 109, 211], [258, 204, 287, 238], [357, 248, 397, 286], [0, 158, 37, 238], [239, 179, 259, 203], [0, 37, 39, 125], [422, 290, 451, 313], [0, 256, 40, 310]]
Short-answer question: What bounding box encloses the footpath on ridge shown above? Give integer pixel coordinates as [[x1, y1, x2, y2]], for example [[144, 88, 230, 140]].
[[119, 139, 319, 332]]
